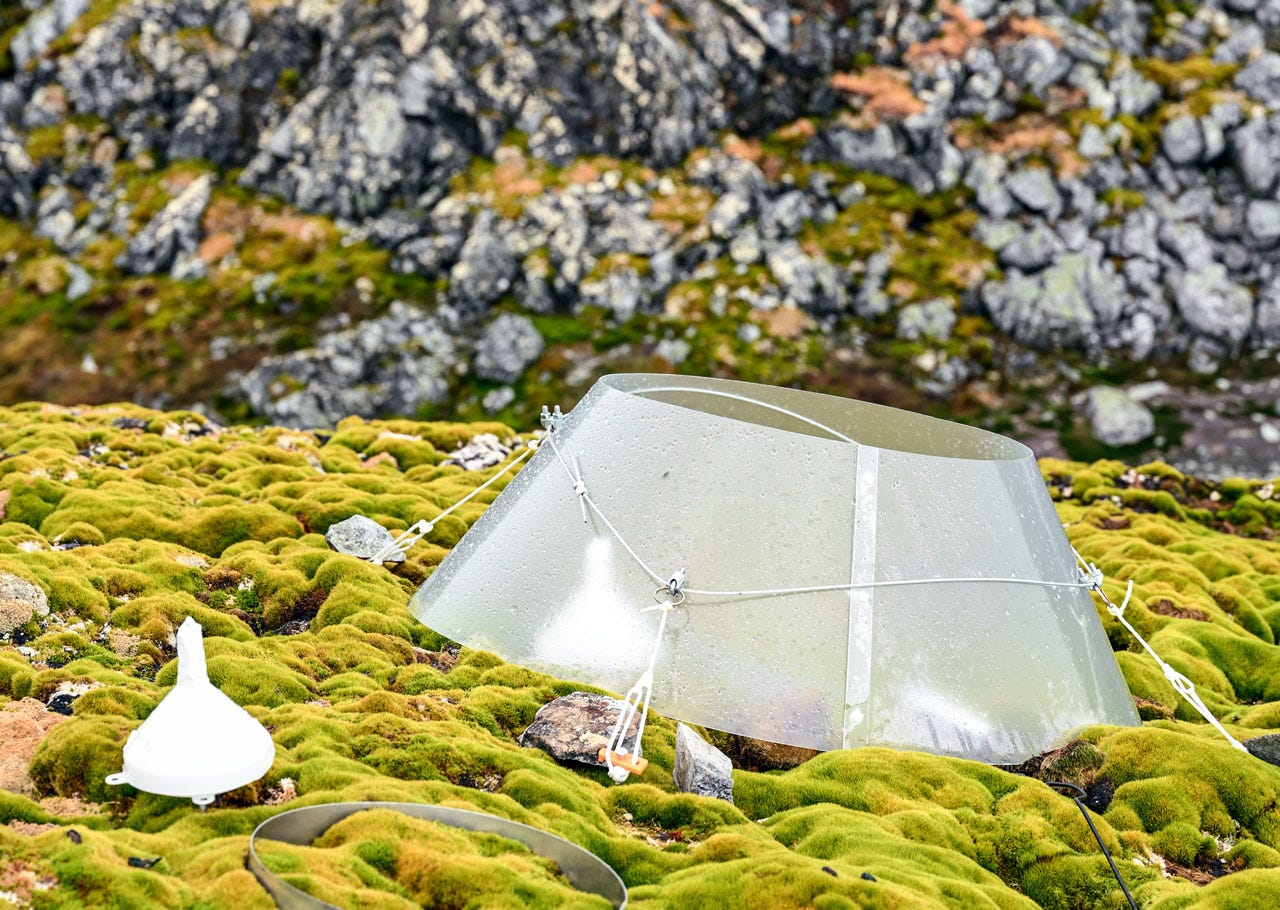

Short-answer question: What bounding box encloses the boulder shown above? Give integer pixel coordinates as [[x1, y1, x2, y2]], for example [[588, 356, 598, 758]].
[[1082, 387, 1155, 448], [519, 692, 638, 767], [472, 314, 544, 384]]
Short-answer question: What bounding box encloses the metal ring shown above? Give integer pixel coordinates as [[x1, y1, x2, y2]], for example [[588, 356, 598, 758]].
[[247, 801, 627, 909], [653, 587, 686, 607]]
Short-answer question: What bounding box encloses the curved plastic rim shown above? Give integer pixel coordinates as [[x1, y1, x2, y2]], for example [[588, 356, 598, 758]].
[[247, 801, 627, 909]]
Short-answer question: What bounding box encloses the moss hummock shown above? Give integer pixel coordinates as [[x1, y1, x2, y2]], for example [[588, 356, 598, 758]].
[[0, 406, 1279, 907]]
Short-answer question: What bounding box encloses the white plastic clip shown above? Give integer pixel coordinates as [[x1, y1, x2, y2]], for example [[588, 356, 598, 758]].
[[600, 588, 682, 783], [666, 569, 686, 598], [370, 519, 434, 563], [540, 404, 566, 433]]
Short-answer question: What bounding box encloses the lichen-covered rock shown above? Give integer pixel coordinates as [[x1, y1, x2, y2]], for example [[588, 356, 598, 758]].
[[1082, 386, 1155, 448], [0, 573, 49, 619], [116, 175, 212, 276], [472, 314, 544, 384], [519, 691, 636, 767]]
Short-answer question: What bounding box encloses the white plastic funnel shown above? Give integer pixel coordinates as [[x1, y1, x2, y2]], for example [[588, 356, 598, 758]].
[[105, 617, 275, 806]]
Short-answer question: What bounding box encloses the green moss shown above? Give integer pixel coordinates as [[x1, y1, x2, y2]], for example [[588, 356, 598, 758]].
[[4, 405, 1280, 907]]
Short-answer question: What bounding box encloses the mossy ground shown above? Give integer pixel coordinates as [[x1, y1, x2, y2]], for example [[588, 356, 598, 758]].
[[1, 407, 1279, 907]]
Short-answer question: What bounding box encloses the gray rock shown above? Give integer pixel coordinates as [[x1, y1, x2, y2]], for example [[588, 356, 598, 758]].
[[1235, 52, 1280, 107], [1232, 118, 1280, 197], [168, 85, 241, 167], [1161, 115, 1204, 166], [442, 433, 513, 471], [766, 240, 817, 309], [0, 123, 35, 218], [117, 175, 212, 276], [1246, 201, 1280, 247], [999, 222, 1060, 271], [655, 338, 691, 365], [46, 680, 95, 716], [1082, 387, 1155, 447], [674, 723, 734, 803], [981, 251, 1125, 350], [324, 515, 405, 563], [854, 252, 891, 319], [9, 0, 88, 69], [1110, 66, 1161, 117], [1168, 264, 1254, 349], [34, 187, 75, 249], [482, 387, 516, 413], [1004, 169, 1061, 218], [707, 191, 753, 239], [1115, 208, 1160, 262], [1094, 0, 1148, 56], [472, 313, 543, 384], [236, 301, 458, 427], [0, 574, 49, 618], [896, 299, 956, 342], [1246, 733, 1280, 768], [759, 190, 812, 239], [1255, 276, 1280, 347], [519, 691, 638, 767], [448, 219, 517, 316], [1215, 23, 1264, 64], [65, 262, 92, 301], [998, 36, 1069, 96], [1157, 221, 1215, 271], [1077, 122, 1111, 159], [965, 154, 1014, 219]]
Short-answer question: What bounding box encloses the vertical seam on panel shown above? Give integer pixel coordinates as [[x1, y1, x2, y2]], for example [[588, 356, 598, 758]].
[[845, 446, 878, 748]]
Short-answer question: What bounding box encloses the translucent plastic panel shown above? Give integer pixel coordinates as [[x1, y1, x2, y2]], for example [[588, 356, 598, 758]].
[[411, 374, 1139, 760], [413, 375, 859, 750]]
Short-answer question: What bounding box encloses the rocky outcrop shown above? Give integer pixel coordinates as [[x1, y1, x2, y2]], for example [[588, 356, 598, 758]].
[[8, 0, 1280, 469]]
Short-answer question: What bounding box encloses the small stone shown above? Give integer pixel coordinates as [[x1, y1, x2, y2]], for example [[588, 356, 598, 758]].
[[1082, 387, 1155, 448], [1261, 423, 1280, 445], [482, 386, 516, 413], [442, 433, 512, 471], [1161, 114, 1204, 166], [1246, 200, 1280, 247], [323, 514, 405, 563], [673, 723, 734, 803], [1003, 169, 1061, 218], [46, 681, 95, 716], [519, 692, 638, 767]]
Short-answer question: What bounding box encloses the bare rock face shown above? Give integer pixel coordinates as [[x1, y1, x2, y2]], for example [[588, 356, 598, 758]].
[[673, 723, 734, 803], [519, 691, 638, 767]]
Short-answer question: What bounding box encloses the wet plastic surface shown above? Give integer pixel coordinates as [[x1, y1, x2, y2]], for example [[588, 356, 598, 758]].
[[411, 374, 1138, 762]]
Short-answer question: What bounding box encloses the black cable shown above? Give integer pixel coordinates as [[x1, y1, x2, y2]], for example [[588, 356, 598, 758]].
[[1046, 781, 1139, 910]]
